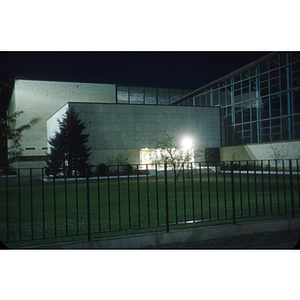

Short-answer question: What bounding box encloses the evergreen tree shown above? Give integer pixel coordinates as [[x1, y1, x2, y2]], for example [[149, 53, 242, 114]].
[[46, 108, 90, 177]]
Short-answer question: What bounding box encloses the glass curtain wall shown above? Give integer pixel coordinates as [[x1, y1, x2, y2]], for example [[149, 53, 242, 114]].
[[174, 52, 300, 147], [117, 86, 193, 105]]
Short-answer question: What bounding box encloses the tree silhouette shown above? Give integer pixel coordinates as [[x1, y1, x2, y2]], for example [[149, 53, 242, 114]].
[[0, 111, 39, 171], [46, 108, 90, 177]]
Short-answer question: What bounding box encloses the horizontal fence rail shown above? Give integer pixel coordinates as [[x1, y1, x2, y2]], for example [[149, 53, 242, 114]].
[[1, 159, 300, 247]]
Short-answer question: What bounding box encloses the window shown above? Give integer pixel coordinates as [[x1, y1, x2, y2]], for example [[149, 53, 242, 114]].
[[157, 88, 169, 105], [293, 88, 300, 113], [261, 97, 270, 119], [270, 94, 281, 118], [145, 87, 157, 104], [269, 55, 280, 70], [130, 86, 144, 104], [117, 86, 129, 104]]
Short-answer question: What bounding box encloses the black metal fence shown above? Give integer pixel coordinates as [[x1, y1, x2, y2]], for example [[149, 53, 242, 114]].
[[1, 159, 300, 247]]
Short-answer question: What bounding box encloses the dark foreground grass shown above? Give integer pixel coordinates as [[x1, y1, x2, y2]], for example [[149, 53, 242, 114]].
[[1, 176, 300, 248]]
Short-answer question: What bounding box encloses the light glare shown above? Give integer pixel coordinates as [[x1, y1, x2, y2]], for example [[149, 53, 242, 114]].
[[182, 137, 193, 149]]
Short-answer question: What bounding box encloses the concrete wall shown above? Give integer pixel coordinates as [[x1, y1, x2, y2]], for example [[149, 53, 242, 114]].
[[10, 80, 116, 160], [48, 102, 221, 166], [46, 103, 69, 152], [220, 140, 300, 161]]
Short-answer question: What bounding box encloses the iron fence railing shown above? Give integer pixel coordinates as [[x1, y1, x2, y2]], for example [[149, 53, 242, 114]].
[[1, 159, 300, 246]]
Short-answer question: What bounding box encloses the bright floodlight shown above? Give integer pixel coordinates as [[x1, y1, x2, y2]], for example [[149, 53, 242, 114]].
[[182, 137, 193, 149]]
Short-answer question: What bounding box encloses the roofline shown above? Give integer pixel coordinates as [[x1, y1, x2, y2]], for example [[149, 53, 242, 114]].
[[169, 51, 276, 105]]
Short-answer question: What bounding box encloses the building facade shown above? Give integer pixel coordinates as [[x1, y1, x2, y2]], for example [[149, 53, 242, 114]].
[[171, 52, 300, 161], [7, 51, 300, 168], [47, 102, 220, 166], [8, 79, 195, 168]]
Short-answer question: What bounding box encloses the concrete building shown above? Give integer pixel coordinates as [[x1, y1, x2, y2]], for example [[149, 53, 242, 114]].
[[7, 51, 300, 169], [8, 79, 194, 168], [47, 102, 220, 166]]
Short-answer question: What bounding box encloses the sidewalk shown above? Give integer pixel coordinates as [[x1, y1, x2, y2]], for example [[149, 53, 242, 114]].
[[150, 228, 300, 249]]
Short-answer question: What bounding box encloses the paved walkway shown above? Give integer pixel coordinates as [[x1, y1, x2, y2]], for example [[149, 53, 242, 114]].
[[150, 228, 300, 249]]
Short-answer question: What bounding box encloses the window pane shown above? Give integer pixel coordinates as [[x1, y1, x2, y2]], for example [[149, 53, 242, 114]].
[[242, 103, 251, 122], [260, 87, 269, 96], [242, 70, 250, 79], [234, 74, 240, 82], [117, 86, 129, 103], [282, 117, 290, 140], [212, 90, 219, 106], [293, 88, 300, 113], [170, 88, 183, 102], [145, 87, 157, 104], [157, 88, 169, 105], [130, 86, 144, 104], [270, 85, 280, 94], [280, 53, 287, 66], [291, 52, 300, 63], [260, 60, 269, 72], [270, 94, 281, 117], [235, 106, 242, 123], [220, 88, 226, 106], [261, 97, 270, 119], [269, 55, 279, 70], [260, 73, 268, 81], [252, 122, 259, 143]]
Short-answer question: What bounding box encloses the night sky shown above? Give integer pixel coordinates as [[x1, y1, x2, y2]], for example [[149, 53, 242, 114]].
[[0, 51, 269, 114]]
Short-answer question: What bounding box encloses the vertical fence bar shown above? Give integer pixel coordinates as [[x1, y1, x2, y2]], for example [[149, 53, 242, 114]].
[[297, 159, 300, 209], [215, 161, 219, 220], [268, 160, 272, 215], [231, 161, 236, 225], [223, 161, 227, 219], [283, 160, 287, 213], [146, 164, 150, 227], [276, 160, 280, 214], [246, 161, 250, 217], [41, 169, 45, 239], [117, 165, 121, 230], [107, 166, 111, 231], [191, 163, 195, 222], [155, 164, 159, 226], [290, 159, 295, 219], [182, 163, 186, 223], [53, 173, 57, 237], [5, 172, 9, 242], [174, 164, 178, 224], [30, 168, 34, 240], [199, 162, 203, 222], [254, 161, 258, 216], [64, 169, 68, 236], [137, 164, 141, 228], [261, 160, 265, 216], [164, 163, 169, 232], [75, 168, 79, 235], [207, 161, 211, 221], [127, 164, 131, 229], [97, 166, 101, 233], [239, 161, 242, 218], [18, 169, 21, 240], [86, 167, 91, 241]]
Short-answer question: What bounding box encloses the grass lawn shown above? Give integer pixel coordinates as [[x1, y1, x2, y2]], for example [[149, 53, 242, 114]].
[[1, 175, 300, 248]]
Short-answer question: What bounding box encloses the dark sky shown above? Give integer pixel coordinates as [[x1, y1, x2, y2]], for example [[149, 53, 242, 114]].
[[1, 51, 269, 89]]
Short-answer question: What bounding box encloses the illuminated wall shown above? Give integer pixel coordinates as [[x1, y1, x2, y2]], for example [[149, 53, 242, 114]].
[[47, 102, 220, 166]]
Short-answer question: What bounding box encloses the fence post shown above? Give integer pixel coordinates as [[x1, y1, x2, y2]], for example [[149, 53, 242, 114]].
[[231, 161, 236, 224], [164, 163, 169, 232], [86, 167, 91, 241], [289, 160, 295, 219]]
